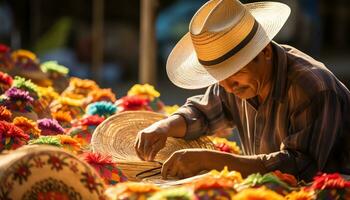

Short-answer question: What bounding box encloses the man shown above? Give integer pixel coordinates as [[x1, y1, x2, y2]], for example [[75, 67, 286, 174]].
[[134, 0, 350, 181]]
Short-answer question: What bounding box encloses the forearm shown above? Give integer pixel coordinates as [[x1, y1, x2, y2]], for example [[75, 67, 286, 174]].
[[204, 150, 269, 177], [163, 114, 186, 138]]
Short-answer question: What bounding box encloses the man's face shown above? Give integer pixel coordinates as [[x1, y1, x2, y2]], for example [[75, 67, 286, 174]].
[[219, 55, 265, 99]]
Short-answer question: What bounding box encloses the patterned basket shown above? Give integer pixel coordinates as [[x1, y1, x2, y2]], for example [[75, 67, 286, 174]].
[[0, 145, 106, 200]]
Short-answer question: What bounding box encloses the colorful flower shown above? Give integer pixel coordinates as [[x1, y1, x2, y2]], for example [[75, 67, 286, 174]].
[[105, 182, 160, 200], [208, 166, 243, 183], [308, 173, 350, 190], [11, 49, 39, 70], [62, 77, 99, 97], [164, 104, 179, 115], [0, 106, 12, 121], [13, 116, 41, 139], [273, 170, 298, 187], [0, 44, 13, 68], [210, 136, 241, 154], [86, 101, 117, 117], [88, 88, 116, 103], [37, 86, 59, 103], [285, 189, 316, 200], [78, 115, 105, 126], [5, 87, 34, 103], [12, 76, 39, 99], [116, 96, 151, 112], [80, 152, 127, 185], [37, 118, 65, 135], [233, 187, 285, 200], [40, 61, 69, 75], [67, 115, 104, 147], [149, 187, 194, 200], [0, 120, 30, 151], [236, 172, 291, 195], [127, 84, 160, 100], [52, 111, 73, 128], [56, 135, 81, 153], [28, 135, 62, 147], [0, 71, 13, 93]]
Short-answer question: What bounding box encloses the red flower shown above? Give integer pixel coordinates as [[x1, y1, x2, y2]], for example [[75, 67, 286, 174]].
[[0, 120, 29, 140], [0, 72, 13, 86], [81, 152, 113, 166], [79, 115, 105, 126], [308, 173, 350, 191], [117, 96, 151, 111]]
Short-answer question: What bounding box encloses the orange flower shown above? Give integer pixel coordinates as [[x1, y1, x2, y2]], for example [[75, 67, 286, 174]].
[[233, 187, 285, 200], [57, 135, 81, 152], [89, 88, 116, 103], [52, 111, 73, 123], [0, 106, 12, 121], [13, 116, 41, 138]]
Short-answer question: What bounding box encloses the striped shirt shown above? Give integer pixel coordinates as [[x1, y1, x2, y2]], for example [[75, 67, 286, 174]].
[[174, 41, 350, 181]]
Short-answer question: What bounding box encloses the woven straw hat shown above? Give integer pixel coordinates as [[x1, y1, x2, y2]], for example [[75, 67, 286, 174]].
[[0, 145, 106, 199], [91, 111, 215, 181], [167, 0, 290, 89]]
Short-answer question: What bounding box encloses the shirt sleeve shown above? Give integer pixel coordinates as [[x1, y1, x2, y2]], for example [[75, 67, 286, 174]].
[[258, 90, 343, 181], [172, 84, 234, 140]]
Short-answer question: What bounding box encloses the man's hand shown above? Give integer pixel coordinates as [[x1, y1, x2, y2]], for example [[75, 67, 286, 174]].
[[134, 120, 168, 161], [161, 149, 212, 179], [134, 115, 187, 161]]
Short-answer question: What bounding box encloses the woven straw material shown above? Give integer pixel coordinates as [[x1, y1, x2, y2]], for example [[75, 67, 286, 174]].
[[91, 111, 215, 181], [166, 0, 291, 89]]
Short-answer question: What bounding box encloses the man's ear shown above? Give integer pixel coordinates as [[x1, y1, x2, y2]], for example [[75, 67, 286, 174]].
[[262, 43, 273, 61]]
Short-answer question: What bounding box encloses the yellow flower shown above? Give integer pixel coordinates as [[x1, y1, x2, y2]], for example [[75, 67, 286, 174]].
[[37, 86, 59, 106], [208, 166, 243, 183], [164, 105, 179, 115], [285, 189, 316, 200], [58, 96, 84, 107], [127, 84, 160, 100], [11, 49, 37, 61], [233, 187, 285, 200]]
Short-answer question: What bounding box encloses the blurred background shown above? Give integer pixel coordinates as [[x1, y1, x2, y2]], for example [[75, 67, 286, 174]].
[[0, 0, 349, 105]]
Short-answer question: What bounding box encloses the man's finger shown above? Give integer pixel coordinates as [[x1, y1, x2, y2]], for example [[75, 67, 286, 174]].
[[161, 158, 175, 179], [137, 132, 146, 160], [147, 139, 164, 161], [134, 138, 144, 160]]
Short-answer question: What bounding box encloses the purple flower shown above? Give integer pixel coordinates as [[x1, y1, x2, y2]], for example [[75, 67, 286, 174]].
[[5, 88, 34, 103], [37, 118, 65, 135]]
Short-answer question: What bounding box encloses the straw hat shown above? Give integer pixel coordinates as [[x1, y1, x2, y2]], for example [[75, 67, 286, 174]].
[[91, 111, 215, 181], [166, 0, 290, 89], [0, 145, 106, 199]]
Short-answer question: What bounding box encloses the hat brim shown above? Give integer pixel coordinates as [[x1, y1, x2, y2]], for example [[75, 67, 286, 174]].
[[91, 111, 215, 181], [166, 2, 291, 89]]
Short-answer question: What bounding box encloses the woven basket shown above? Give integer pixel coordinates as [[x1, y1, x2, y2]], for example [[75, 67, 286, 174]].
[[0, 145, 106, 200], [91, 111, 215, 181]]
